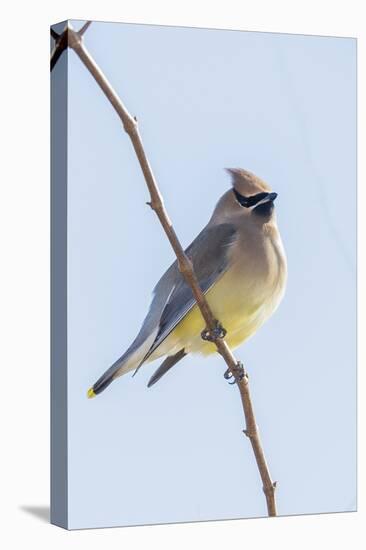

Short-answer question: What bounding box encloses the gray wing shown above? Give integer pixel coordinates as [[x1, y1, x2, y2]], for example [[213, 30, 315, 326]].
[[143, 222, 237, 361], [91, 222, 236, 394]]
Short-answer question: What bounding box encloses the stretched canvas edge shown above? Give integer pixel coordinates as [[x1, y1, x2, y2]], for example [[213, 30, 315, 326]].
[[50, 20, 69, 530]]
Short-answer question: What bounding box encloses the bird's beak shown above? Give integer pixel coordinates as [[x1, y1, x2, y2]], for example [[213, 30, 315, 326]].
[[265, 192, 278, 203], [252, 192, 278, 209]]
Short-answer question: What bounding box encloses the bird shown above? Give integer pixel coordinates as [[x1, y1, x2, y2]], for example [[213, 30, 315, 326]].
[[87, 168, 287, 398]]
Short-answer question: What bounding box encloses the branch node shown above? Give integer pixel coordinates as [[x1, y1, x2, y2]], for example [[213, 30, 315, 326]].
[[263, 482, 277, 497], [68, 28, 82, 51], [177, 256, 193, 276], [147, 199, 164, 212], [122, 116, 138, 137], [243, 428, 257, 439]]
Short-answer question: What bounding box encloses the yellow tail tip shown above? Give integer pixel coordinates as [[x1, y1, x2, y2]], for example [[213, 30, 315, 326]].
[[87, 387, 96, 399]]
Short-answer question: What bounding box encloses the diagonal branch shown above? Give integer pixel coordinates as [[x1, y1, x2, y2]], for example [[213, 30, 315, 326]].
[[57, 21, 278, 517]]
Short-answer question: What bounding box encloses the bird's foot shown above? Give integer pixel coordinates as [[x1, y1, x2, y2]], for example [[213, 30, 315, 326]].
[[201, 320, 227, 342], [224, 361, 246, 385]]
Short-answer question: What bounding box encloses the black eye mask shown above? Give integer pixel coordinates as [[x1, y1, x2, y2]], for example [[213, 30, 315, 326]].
[[233, 188, 269, 208]]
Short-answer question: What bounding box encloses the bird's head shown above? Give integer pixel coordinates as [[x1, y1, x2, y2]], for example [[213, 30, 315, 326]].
[[227, 168, 278, 222], [210, 168, 278, 225]]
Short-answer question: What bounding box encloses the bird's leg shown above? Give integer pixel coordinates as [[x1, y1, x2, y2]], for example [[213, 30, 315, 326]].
[[224, 361, 246, 385], [201, 320, 227, 342]]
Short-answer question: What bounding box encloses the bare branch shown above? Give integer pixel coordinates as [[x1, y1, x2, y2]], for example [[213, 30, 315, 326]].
[[64, 23, 278, 517], [78, 21, 92, 37], [50, 21, 92, 71]]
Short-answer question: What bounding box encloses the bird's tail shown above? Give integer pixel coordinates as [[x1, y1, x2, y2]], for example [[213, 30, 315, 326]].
[[87, 260, 178, 399], [87, 330, 157, 398], [87, 352, 133, 398]]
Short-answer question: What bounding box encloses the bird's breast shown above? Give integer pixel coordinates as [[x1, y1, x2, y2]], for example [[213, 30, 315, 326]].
[[193, 226, 287, 353], [157, 224, 287, 357]]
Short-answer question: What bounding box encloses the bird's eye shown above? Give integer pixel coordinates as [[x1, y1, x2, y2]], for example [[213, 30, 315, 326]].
[[233, 189, 269, 208], [233, 188, 248, 207]]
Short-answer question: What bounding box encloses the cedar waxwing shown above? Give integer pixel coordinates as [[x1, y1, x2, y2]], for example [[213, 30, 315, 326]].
[[88, 168, 287, 397]]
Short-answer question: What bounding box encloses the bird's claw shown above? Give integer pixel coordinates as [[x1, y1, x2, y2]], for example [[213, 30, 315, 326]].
[[224, 368, 236, 384], [201, 320, 227, 342], [224, 362, 246, 385]]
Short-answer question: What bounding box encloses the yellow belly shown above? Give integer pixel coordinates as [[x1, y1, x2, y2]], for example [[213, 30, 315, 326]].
[[149, 264, 283, 360]]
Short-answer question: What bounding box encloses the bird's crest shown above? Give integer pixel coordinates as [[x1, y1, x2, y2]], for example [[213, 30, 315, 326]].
[[226, 168, 271, 196]]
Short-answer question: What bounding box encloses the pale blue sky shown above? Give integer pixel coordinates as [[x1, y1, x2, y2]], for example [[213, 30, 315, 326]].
[[62, 20, 356, 529]]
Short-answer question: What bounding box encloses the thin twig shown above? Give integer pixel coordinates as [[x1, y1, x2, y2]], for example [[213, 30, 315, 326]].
[[78, 20, 92, 36], [56, 22, 278, 517]]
